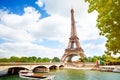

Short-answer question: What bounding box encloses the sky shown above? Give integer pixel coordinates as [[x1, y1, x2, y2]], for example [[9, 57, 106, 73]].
[[0, 0, 107, 59]]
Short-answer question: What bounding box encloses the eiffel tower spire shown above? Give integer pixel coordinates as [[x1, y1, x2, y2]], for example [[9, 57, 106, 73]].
[[61, 8, 86, 63], [71, 8, 77, 37], [68, 8, 80, 49]]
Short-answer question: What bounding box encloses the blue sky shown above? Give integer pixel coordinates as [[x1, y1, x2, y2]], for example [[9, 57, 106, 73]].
[[0, 0, 49, 18], [0, 0, 106, 59]]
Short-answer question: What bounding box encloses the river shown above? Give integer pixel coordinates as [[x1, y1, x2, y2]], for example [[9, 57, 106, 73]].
[[0, 69, 120, 80]]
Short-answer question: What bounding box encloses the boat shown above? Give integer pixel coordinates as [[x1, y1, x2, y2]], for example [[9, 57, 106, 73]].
[[113, 68, 120, 73], [98, 66, 115, 72], [19, 70, 55, 80]]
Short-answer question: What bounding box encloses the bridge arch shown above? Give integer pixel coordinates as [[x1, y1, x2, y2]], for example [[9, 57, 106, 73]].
[[7, 67, 28, 75], [49, 65, 58, 70], [33, 66, 49, 73], [59, 65, 64, 69]]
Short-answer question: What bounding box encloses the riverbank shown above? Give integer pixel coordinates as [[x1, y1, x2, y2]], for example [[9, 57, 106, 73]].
[[63, 65, 120, 72], [63, 67, 94, 70]]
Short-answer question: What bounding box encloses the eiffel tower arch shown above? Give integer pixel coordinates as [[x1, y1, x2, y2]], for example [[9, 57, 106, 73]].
[[61, 8, 86, 63]]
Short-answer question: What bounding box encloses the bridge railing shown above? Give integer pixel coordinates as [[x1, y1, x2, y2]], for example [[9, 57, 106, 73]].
[[0, 62, 61, 66]]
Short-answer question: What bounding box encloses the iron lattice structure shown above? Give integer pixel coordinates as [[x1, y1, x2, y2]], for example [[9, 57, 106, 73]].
[[61, 8, 86, 62]]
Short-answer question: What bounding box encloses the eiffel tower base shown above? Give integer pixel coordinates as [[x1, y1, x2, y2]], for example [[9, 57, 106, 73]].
[[61, 48, 86, 63]]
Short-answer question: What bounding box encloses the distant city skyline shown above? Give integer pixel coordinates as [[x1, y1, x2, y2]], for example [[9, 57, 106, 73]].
[[0, 0, 106, 58]]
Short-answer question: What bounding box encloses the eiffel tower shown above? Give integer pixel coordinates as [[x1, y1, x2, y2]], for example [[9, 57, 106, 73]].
[[61, 8, 86, 63]]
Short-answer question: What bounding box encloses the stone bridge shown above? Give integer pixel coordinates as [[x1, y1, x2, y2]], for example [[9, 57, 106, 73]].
[[0, 62, 64, 76]]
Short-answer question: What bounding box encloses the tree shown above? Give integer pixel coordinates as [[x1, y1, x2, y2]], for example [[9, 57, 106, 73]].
[[20, 57, 28, 62], [36, 57, 42, 62], [52, 57, 60, 62], [85, 0, 120, 54], [0, 58, 9, 62], [9, 56, 20, 62], [42, 57, 50, 62], [28, 56, 37, 62]]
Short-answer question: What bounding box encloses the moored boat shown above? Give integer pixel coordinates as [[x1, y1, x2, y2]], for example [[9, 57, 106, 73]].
[[98, 66, 115, 72], [19, 70, 55, 80], [113, 68, 120, 73]]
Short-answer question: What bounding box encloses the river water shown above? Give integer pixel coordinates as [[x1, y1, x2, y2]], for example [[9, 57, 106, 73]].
[[0, 69, 120, 80]]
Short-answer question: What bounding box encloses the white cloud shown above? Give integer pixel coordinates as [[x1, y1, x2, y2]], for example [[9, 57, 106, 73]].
[[38, 0, 100, 41], [0, 6, 65, 58], [0, 42, 63, 58], [1, 7, 40, 29], [34, 14, 70, 40], [0, 7, 42, 42], [36, 0, 44, 8], [23, 7, 41, 24], [0, 24, 35, 42], [0, 0, 106, 58]]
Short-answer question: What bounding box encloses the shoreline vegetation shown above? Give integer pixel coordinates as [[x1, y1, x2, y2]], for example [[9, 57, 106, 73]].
[[0, 56, 60, 63], [0, 54, 120, 65]]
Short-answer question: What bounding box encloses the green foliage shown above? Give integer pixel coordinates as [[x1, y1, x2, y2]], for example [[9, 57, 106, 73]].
[[0, 56, 60, 63], [0, 58, 9, 62], [52, 57, 60, 62], [79, 57, 88, 62], [42, 57, 51, 62], [85, 0, 120, 54], [9, 56, 20, 62], [20, 57, 28, 62], [28, 56, 37, 62], [85, 54, 120, 65], [86, 56, 102, 62], [36, 57, 42, 62], [0, 55, 119, 65]]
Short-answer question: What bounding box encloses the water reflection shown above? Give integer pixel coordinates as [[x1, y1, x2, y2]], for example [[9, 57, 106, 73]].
[[55, 69, 120, 80], [0, 69, 120, 80]]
